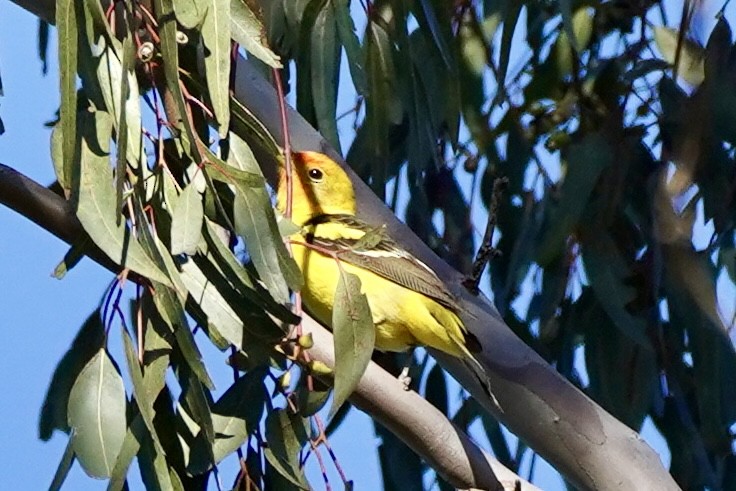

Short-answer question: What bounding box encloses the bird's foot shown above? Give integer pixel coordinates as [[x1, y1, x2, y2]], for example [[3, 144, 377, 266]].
[[398, 366, 411, 391]]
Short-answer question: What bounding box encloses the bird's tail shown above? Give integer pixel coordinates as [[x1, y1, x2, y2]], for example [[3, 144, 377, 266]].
[[462, 350, 502, 414]]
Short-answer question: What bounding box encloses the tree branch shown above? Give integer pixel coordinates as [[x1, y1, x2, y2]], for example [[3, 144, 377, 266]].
[[8, 2, 681, 489]]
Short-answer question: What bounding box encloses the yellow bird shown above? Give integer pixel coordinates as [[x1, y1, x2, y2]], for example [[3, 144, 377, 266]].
[[277, 151, 491, 393]]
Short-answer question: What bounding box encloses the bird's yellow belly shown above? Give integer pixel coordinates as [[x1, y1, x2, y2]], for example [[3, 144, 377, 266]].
[[291, 242, 420, 352], [290, 242, 466, 357]]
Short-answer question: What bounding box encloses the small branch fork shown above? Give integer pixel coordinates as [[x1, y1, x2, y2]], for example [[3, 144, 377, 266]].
[[463, 177, 509, 295]]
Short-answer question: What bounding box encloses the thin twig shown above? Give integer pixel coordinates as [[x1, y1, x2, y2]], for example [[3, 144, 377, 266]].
[[462, 177, 508, 295]]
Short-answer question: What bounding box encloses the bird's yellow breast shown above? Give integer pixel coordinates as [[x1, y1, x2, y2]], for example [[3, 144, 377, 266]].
[[290, 236, 468, 358]]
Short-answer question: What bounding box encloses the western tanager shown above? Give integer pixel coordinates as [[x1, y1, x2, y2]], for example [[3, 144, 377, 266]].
[[277, 151, 490, 393]]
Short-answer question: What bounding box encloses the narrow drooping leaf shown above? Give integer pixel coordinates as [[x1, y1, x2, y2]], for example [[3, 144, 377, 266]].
[[57, 0, 79, 199], [67, 349, 127, 479], [202, 219, 299, 324], [188, 369, 267, 473], [94, 34, 143, 169], [264, 409, 309, 488], [180, 367, 216, 466], [153, 0, 199, 157], [330, 271, 374, 417], [536, 133, 612, 266], [497, 0, 522, 94], [582, 234, 650, 347], [231, 0, 283, 68], [180, 258, 246, 348], [114, 35, 135, 226], [53, 235, 91, 279], [230, 95, 281, 156], [311, 0, 341, 152], [415, 0, 453, 67], [121, 328, 164, 452], [654, 26, 705, 86], [221, 137, 302, 300], [75, 112, 170, 284], [106, 415, 145, 491], [152, 283, 215, 389], [333, 0, 366, 94], [173, 0, 208, 28], [48, 436, 76, 491], [39, 309, 106, 440], [201, 0, 231, 137], [170, 184, 204, 256]]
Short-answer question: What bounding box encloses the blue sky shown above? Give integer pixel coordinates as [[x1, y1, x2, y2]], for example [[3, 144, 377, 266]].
[[0, 1, 684, 490]]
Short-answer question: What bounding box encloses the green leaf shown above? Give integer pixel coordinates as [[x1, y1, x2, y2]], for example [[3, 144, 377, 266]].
[[188, 369, 267, 473], [93, 33, 143, 169], [114, 35, 134, 225], [121, 327, 166, 456], [170, 184, 204, 256], [57, 0, 78, 198], [333, 0, 366, 94], [364, 21, 397, 184], [559, 1, 592, 53], [68, 349, 127, 479], [232, 182, 298, 305], [174, 0, 208, 29], [582, 290, 657, 431], [152, 283, 215, 389], [231, 0, 283, 68], [264, 409, 309, 488], [654, 27, 705, 86], [330, 271, 374, 417], [153, 0, 200, 157], [48, 436, 76, 491], [582, 233, 651, 347], [75, 111, 170, 284], [180, 366, 216, 462], [536, 133, 612, 266], [497, 0, 522, 94], [39, 309, 106, 440], [53, 235, 91, 279], [230, 95, 281, 157], [201, 0, 231, 137], [202, 219, 299, 324], [180, 258, 245, 348], [107, 415, 145, 491], [310, 0, 341, 152], [415, 0, 453, 67]]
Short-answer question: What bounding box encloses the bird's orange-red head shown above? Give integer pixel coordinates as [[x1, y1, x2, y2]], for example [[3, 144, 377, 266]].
[[277, 152, 356, 227]]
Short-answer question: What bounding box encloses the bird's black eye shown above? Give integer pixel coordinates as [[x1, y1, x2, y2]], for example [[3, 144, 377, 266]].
[[308, 168, 324, 182]]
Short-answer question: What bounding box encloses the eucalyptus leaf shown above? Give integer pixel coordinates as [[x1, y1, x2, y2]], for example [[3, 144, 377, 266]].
[[121, 328, 165, 453], [231, 0, 283, 68], [188, 369, 267, 473], [48, 436, 76, 491], [654, 27, 705, 86], [39, 309, 106, 441], [75, 111, 170, 285], [68, 349, 127, 479], [107, 415, 145, 491], [180, 258, 245, 348], [333, 0, 366, 94], [201, 0, 231, 137], [264, 409, 309, 489], [330, 271, 374, 418], [174, 0, 208, 29], [311, 0, 341, 152], [57, 0, 78, 198], [170, 184, 204, 256]]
